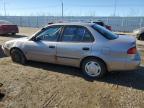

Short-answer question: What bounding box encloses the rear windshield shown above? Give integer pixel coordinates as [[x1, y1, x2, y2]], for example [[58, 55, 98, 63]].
[[92, 24, 118, 40]]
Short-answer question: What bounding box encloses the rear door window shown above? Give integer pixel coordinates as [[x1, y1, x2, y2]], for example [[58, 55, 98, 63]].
[[82, 30, 94, 42], [62, 26, 94, 42]]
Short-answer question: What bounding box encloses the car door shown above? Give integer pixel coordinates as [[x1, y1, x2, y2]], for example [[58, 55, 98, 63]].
[[23, 26, 62, 63], [56, 25, 95, 67]]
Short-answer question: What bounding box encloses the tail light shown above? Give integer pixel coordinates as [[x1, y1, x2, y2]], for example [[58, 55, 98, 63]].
[[127, 46, 137, 54], [106, 25, 112, 31], [108, 26, 112, 31]]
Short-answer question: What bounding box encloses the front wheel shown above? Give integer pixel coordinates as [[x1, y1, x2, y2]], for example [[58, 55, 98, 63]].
[[10, 49, 27, 65], [82, 58, 107, 79]]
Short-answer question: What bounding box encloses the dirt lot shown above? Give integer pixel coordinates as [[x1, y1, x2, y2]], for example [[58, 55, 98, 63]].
[[0, 28, 144, 108]]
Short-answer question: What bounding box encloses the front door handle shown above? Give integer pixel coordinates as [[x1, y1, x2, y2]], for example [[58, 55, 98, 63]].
[[82, 47, 90, 51], [49, 45, 55, 49]]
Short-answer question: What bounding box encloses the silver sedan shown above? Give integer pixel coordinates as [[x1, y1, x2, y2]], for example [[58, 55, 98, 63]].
[[2, 23, 141, 79]]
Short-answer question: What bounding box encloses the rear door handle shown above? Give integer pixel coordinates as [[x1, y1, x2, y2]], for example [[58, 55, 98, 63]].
[[82, 47, 90, 51], [49, 45, 55, 49]]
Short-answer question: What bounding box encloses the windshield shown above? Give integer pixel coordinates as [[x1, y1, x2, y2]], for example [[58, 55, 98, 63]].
[[92, 24, 118, 40]]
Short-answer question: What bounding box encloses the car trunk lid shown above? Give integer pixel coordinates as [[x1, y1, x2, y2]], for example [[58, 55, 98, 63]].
[[111, 35, 136, 49], [107, 35, 137, 58]]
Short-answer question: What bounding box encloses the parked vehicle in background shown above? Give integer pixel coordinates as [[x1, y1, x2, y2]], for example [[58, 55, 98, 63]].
[[0, 20, 19, 35], [92, 21, 112, 31], [2, 23, 141, 79], [133, 27, 144, 40], [105, 25, 112, 31]]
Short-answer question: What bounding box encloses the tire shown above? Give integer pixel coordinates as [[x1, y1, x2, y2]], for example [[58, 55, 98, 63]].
[[10, 48, 26, 65], [11, 33, 16, 35], [137, 36, 140, 40], [138, 33, 144, 41], [82, 58, 107, 79]]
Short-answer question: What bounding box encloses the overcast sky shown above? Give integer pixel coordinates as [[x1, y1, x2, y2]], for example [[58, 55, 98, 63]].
[[0, 0, 144, 16]]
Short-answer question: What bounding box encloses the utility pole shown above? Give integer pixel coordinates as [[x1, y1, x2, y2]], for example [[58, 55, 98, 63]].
[[3, 0, 6, 16], [60, 0, 63, 21], [62, 1, 63, 18], [114, 0, 117, 16]]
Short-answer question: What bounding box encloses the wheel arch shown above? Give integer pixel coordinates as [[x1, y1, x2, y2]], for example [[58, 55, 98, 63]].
[[10, 47, 21, 54], [10, 47, 26, 59]]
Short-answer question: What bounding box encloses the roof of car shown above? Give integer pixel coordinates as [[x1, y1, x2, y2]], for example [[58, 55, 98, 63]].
[[51, 22, 94, 26], [0, 20, 12, 25]]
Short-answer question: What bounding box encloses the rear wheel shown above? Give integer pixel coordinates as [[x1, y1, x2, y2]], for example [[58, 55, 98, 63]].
[[11, 33, 16, 35], [82, 58, 107, 79], [10, 48, 26, 65]]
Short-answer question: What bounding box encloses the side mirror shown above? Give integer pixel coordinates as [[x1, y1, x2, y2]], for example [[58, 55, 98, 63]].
[[33, 37, 41, 42], [41, 28, 46, 31]]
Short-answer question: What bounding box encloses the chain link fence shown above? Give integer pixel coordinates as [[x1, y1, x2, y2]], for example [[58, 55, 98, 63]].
[[0, 16, 144, 32]]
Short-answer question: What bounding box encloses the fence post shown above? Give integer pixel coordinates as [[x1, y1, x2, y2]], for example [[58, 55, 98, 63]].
[[28, 16, 30, 27], [47, 16, 49, 24], [36, 16, 38, 28], [139, 17, 143, 28], [121, 17, 124, 27], [20, 16, 22, 27], [106, 17, 109, 25]]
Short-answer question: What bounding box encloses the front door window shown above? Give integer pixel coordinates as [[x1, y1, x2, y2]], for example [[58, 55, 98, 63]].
[[36, 26, 62, 41]]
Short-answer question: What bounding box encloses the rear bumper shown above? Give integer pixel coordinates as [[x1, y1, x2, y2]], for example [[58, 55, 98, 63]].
[[124, 60, 141, 71], [0, 30, 19, 34], [107, 53, 141, 71], [125, 53, 141, 70]]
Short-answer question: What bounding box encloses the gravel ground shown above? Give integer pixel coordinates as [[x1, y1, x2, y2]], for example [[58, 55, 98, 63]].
[[0, 28, 144, 108]]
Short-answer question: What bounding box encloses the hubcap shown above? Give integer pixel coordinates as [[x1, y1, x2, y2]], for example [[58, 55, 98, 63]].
[[85, 61, 101, 77]]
